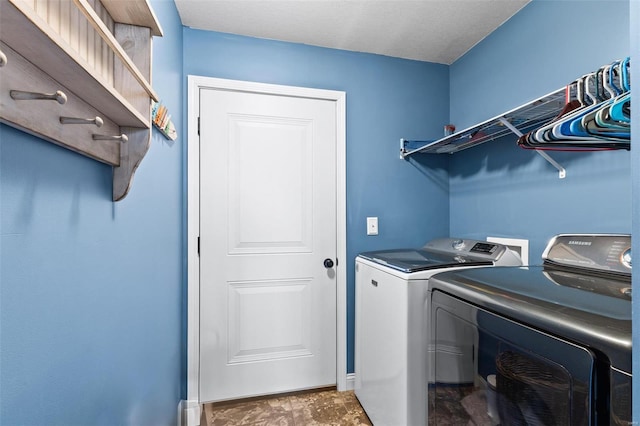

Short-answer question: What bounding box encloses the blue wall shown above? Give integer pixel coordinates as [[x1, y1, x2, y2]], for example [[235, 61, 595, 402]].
[[0, 1, 184, 425], [448, 0, 631, 260], [182, 30, 451, 373], [1, 1, 635, 424]]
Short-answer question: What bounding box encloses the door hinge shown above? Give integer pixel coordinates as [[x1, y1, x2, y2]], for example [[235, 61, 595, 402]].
[[197, 117, 200, 136], [197, 236, 200, 256]]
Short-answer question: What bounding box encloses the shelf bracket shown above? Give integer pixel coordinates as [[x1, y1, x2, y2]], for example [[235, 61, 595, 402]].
[[400, 138, 407, 159], [497, 117, 566, 179], [531, 149, 566, 179], [113, 127, 151, 201], [400, 138, 438, 159]]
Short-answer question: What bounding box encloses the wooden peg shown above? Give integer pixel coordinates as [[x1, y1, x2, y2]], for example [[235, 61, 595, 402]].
[[60, 116, 104, 127], [92, 133, 128, 142], [10, 89, 67, 104]]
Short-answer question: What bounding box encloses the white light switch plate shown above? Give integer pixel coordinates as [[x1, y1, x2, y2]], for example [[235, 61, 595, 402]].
[[367, 217, 378, 236]]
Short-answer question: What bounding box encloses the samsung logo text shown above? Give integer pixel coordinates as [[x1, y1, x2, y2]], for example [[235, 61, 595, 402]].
[[568, 241, 592, 246]]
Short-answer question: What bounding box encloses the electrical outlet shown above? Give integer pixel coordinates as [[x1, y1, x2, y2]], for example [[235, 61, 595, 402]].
[[367, 217, 378, 236]]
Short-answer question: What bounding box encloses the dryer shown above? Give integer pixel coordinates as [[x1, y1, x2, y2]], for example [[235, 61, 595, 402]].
[[354, 238, 522, 426], [427, 234, 632, 425]]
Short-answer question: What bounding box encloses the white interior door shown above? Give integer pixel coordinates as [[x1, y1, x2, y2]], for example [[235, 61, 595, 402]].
[[199, 87, 338, 402]]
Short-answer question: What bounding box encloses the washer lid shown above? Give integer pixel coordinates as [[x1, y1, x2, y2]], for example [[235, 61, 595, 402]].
[[358, 248, 492, 273]]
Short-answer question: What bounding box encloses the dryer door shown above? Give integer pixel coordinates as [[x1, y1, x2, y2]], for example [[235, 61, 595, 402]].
[[429, 290, 598, 426]]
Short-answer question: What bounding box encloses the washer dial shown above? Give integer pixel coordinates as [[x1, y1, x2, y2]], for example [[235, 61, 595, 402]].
[[452, 239, 465, 250]]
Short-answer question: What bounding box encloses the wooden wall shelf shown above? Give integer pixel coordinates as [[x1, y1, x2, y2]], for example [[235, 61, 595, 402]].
[[0, 0, 162, 201]]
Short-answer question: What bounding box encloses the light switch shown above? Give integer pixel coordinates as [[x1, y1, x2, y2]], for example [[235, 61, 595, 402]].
[[366, 217, 378, 236]]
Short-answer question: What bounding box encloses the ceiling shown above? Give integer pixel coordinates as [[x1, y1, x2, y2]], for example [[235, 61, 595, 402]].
[[173, 0, 530, 65]]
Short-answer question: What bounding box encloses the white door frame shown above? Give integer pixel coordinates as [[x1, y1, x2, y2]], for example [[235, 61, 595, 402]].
[[185, 75, 347, 424]]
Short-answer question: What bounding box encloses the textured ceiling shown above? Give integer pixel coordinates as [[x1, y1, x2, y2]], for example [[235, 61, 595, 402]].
[[174, 0, 530, 65]]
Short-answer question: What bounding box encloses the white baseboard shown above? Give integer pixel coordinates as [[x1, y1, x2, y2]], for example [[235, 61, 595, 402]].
[[178, 400, 201, 426], [345, 373, 355, 391]]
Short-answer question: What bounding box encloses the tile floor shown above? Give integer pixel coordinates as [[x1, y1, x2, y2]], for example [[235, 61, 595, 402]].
[[200, 388, 373, 426]]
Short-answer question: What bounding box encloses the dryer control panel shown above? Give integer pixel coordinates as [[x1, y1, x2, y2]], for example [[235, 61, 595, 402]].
[[543, 234, 631, 275], [424, 238, 521, 266]]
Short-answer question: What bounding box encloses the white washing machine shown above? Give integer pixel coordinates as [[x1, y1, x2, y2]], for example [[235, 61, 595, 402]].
[[354, 238, 522, 426]]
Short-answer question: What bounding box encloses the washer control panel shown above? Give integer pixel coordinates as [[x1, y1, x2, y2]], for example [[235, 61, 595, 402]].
[[469, 242, 500, 254], [424, 238, 517, 264]]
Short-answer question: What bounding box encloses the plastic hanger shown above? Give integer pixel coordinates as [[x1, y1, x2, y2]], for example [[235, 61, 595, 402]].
[[621, 57, 631, 91], [517, 58, 630, 151]]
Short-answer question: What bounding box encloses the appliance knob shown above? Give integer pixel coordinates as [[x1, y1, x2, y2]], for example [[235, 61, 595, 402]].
[[324, 258, 335, 269], [622, 248, 632, 268], [452, 239, 465, 250]]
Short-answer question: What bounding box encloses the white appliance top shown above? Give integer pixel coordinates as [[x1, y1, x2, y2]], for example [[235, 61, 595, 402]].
[[358, 238, 522, 273]]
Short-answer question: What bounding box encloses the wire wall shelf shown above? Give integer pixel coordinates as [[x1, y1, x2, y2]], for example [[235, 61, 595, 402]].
[[402, 89, 565, 156], [401, 88, 568, 177]]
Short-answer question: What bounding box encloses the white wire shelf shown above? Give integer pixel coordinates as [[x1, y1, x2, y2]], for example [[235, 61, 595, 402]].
[[402, 88, 565, 156], [400, 88, 567, 177]]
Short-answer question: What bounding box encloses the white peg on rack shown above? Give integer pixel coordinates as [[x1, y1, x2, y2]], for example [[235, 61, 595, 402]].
[[92, 133, 128, 143], [60, 116, 103, 127], [0, 50, 7, 67], [10, 89, 67, 104]]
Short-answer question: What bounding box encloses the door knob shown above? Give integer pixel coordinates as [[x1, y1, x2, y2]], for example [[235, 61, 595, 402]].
[[323, 258, 334, 269]]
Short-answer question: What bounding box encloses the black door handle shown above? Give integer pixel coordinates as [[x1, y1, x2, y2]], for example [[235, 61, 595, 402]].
[[323, 258, 334, 269]]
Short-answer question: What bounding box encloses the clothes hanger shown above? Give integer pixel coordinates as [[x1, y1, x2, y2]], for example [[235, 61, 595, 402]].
[[621, 57, 631, 91], [601, 64, 618, 98], [582, 67, 629, 135], [560, 68, 630, 141], [608, 93, 631, 123], [582, 66, 617, 134], [542, 75, 605, 141], [567, 74, 604, 137], [517, 58, 630, 151], [529, 79, 585, 142]]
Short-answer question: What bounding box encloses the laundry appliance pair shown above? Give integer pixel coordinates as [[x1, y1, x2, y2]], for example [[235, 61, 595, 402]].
[[355, 234, 631, 426]]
